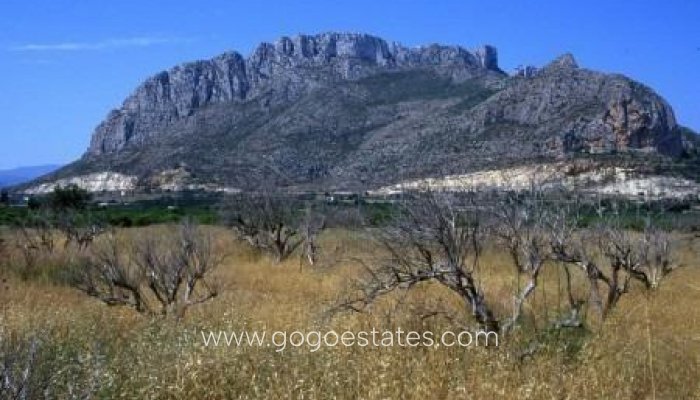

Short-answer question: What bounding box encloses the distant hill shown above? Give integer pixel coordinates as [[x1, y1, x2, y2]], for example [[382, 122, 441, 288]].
[[0, 165, 61, 188], [22, 32, 698, 195]]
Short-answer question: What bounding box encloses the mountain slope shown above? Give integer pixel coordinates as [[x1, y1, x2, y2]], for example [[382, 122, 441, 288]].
[[26, 33, 691, 193]]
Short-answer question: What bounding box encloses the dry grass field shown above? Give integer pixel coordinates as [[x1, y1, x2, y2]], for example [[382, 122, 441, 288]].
[[1, 226, 699, 399]]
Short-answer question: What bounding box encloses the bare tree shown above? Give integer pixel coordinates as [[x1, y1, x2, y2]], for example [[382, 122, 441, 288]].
[[16, 211, 55, 251], [299, 205, 328, 267], [549, 200, 677, 319], [221, 191, 303, 263], [73, 219, 221, 318], [133, 219, 220, 317], [491, 189, 552, 332], [636, 224, 676, 289], [336, 190, 500, 332], [594, 216, 676, 299], [549, 202, 617, 318]]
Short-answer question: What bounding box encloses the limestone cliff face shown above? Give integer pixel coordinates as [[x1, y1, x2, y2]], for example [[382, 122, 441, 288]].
[[88, 33, 502, 155]]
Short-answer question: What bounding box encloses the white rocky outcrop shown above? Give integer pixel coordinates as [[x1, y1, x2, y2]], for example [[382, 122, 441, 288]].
[[23, 170, 242, 195], [593, 176, 699, 198], [371, 163, 700, 199], [24, 172, 138, 194]]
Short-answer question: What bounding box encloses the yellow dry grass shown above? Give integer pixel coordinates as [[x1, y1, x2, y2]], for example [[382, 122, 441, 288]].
[[1, 227, 699, 399]]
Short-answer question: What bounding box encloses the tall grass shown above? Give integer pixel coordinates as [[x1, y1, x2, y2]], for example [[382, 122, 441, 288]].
[[1, 228, 699, 399]]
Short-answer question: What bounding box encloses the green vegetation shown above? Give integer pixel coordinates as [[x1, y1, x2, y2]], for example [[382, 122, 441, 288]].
[[2, 189, 699, 232], [47, 184, 92, 210], [0, 196, 218, 228]]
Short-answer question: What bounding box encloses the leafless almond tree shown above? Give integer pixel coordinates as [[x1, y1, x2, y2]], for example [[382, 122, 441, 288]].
[[549, 201, 677, 319], [335, 189, 500, 332], [133, 219, 221, 317], [221, 191, 303, 263], [13, 211, 57, 272], [73, 219, 221, 318], [636, 225, 676, 289]]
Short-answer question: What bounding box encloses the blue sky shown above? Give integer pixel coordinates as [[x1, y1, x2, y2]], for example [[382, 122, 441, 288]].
[[0, 0, 698, 169]]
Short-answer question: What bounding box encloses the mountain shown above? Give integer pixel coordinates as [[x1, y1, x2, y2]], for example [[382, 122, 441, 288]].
[[0, 164, 61, 189], [23, 32, 698, 195]]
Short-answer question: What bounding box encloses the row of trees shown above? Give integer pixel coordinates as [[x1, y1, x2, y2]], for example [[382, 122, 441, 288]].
[[210, 187, 679, 336], [7, 185, 680, 329], [335, 188, 678, 334], [9, 188, 331, 319]]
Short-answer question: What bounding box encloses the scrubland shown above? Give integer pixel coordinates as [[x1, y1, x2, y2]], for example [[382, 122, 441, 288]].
[[1, 224, 699, 399]]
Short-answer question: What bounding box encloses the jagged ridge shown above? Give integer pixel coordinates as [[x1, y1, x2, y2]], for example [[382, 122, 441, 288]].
[[89, 32, 502, 155]]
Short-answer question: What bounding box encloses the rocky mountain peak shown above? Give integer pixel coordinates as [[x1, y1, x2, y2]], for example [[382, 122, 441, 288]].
[[87, 32, 503, 156]]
